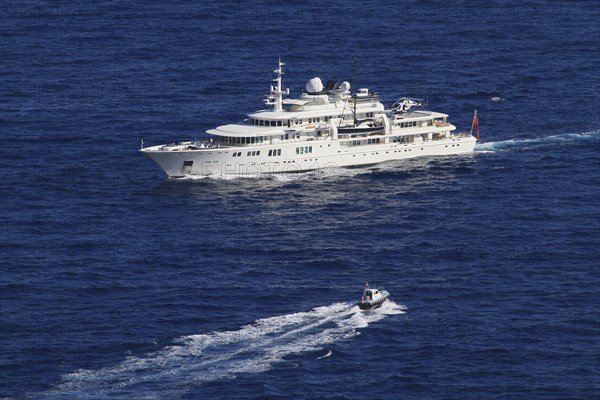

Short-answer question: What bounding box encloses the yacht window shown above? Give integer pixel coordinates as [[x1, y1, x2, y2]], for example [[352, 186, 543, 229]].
[[277, 121, 282, 126], [285, 133, 289, 140], [232, 153, 237, 157], [268, 150, 273, 156], [252, 151, 256, 156], [247, 151, 251, 156], [256, 151, 260, 155], [300, 147, 304, 154], [277, 149, 281, 156], [296, 147, 300, 154], [309, 146, 312, 153], [259, 120, 264, 126], [269, 121, 275, 127]]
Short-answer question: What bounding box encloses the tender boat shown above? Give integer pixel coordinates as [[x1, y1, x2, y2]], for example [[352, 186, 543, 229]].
[[358, 285, 390, 310]]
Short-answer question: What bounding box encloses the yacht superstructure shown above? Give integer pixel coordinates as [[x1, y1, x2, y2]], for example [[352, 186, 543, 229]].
[[141, 60, 477, 178]]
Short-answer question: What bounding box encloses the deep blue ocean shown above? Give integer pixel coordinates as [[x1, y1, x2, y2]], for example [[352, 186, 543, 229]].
[[1, 1, 599, 399]]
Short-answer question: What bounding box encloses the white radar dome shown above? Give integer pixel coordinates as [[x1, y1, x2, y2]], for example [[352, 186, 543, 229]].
[[339, 81, 351, 92], [305, 77, 324, 94]]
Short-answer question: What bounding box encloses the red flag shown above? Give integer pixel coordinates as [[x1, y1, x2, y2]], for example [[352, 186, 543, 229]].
[[470, 110, 480, 141]]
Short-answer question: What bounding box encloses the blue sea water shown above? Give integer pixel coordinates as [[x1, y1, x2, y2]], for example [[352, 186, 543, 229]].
[[1, 0, 599, 399]]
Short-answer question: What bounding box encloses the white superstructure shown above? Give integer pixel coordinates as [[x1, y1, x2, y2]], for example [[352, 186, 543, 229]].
[[141, 60, 477, 178]]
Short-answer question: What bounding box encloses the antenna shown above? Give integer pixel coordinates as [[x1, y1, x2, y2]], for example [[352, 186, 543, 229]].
[[264, 58, 288, 112], [353, 46, 358, 127]]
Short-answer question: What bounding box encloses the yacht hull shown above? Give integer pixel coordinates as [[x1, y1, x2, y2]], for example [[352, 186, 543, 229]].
[[141, 135, 476, 178]]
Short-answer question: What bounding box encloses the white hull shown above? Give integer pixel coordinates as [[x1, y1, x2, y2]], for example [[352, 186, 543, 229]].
[[141, 134, 476, 178]]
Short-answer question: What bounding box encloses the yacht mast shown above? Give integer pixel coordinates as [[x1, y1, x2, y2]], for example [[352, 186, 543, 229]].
[[271, 58, 288, 112], [353, 48, 358, 127]]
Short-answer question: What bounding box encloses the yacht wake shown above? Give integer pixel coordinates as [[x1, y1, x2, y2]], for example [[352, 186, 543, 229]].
[[42, 301, 405, 399], [475, 130, 599, 152]]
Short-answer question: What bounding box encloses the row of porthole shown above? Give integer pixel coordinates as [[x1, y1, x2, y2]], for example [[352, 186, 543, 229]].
[[223, 159, 319, 168], [231, 149, 284, 157], [351, 147, 434, 157]]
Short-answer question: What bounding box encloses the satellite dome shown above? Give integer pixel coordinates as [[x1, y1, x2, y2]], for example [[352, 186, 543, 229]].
[[305, 77, 324, 94], [339, 81, 351, 92]]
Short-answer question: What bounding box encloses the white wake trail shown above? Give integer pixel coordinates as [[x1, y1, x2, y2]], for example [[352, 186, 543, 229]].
[[43, 301, 405, 399], [475, 130, 599, 152]]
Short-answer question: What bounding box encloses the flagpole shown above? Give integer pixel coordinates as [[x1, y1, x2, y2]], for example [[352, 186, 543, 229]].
[[469, 110, 480, 141]]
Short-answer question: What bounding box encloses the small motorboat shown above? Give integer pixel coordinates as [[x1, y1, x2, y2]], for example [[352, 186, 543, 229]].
[[357, 284, 390, 310]]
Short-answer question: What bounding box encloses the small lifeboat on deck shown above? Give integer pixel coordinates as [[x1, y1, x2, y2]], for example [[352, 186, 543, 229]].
[[357, 284, 390, 310]]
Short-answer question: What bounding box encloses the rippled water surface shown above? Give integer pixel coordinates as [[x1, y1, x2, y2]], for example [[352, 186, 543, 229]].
[[1, 1, 599, 399]]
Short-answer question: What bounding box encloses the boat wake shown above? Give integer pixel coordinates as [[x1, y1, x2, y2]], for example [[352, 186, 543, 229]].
[[42, 301, 405, 399], [475, 130, 599, 152]]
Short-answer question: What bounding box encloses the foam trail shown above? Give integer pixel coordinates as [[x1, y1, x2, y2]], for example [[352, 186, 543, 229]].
[[475, 130, 599, 152], [41, 301, 405, 399]]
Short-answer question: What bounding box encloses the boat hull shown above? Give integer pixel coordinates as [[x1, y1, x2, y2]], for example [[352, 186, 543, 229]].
[[141, 135, 477, 178], [358, 292, 390, 310]]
